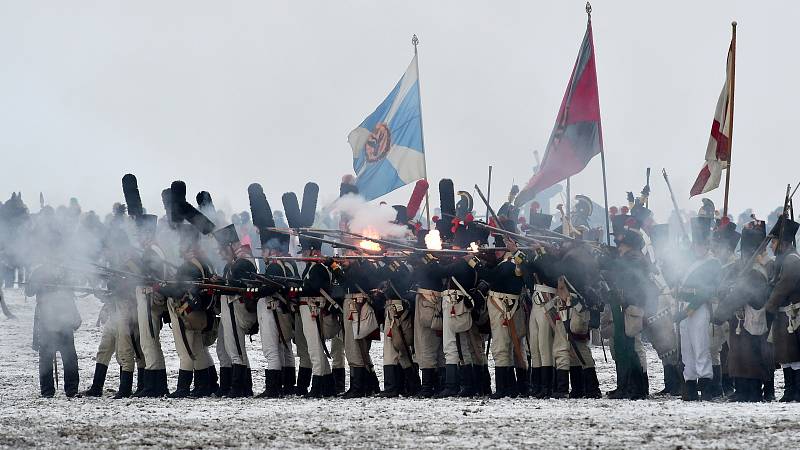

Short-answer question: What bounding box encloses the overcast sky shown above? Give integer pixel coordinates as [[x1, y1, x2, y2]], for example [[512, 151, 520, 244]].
[[1, 1, 796, 224]]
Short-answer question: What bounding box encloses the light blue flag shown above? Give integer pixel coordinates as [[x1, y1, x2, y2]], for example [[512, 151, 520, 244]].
[[349, 55, 426, 201]]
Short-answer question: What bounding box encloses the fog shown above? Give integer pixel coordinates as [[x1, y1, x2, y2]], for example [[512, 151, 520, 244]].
[[0, 1, 797, 224]]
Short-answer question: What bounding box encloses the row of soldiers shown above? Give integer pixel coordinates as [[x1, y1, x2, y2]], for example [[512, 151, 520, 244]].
[[26, 174, 800, 403]]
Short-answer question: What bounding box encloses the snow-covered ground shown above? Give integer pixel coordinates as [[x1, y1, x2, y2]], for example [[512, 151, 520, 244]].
[[1, 290, 799, 449]]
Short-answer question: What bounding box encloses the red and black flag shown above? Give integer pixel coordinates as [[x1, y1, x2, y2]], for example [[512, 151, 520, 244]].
[[516, 18, 603, 207]]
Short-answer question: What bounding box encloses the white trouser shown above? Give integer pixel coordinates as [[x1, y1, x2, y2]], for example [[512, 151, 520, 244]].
[[442, 307, 477, 365], [216, 324, 232, 368], [679, 304, 713, 381], [168, 300, 212, 371], [384, 300, 413, 368], [136, 287, 166, 370], [529, 302, 554, 368], [257, 297, 294, 370], [116, 300, 143, 372], [96, 314, 117, 367], [488, 292, 518, 367], [343, 296, 373, 368], [299, 302, 331, 376], [331, 329, 345, 370], [220, 298, 250, 367], [294, 313, 311, 369]]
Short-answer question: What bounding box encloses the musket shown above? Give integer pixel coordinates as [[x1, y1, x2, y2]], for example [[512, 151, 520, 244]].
[[471, 221, 548, 247], [661, 169, 689, 242], [264, 255, 409, 262], [473, 185, 504, 230], [295, 232, 365, 252], [19, 282, 113, 297], [272, 227, 420, 252]]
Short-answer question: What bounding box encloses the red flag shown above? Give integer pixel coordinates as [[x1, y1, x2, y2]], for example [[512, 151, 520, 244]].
[[515, 20, 603, 207], [690, 37, 734, 198]]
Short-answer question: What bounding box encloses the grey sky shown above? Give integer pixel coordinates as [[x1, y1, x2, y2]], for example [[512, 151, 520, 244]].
[[0, 1, 795, 224]]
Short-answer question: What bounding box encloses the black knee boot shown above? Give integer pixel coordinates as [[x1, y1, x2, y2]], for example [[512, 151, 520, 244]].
[[435, 364, 460, 398], [536, 367, 553, 399], [780, 368, 797, 402], [333, 367, 346, 395], [419, 368, 438, 398], [215, 366, 233, 397], [113, 370, 134, 399], [343, 367, 365, 399], [682, 379, 699, 401], [190, 368, 212, 398], [295, 367, 312, 396], [721, 372, 734, 396], [583, 367, 602, 399], [282, 367, 297, 396], [243, 366, 253, 397], [515, 367, 530, 398], [404, 365, 422, 397], [153, 369, 169, 397], [698, 377, 714, 401], [479, 365, 492, 397], [568, 366, 585, 399], [458, 365, 477, 397], [711, 365, 723, 398], [322, 373, 337, 398], [134, 368, 146, 396], [84, 363, 108, 397], [763, 371, 775, 401], [551, 369, 570, 399], [257, 369, 283, 398], [168, 370, 193, 398], [133, 370, 151, 398], [305, 375, 324, 398], [529, 367, 542, 398], [225, 365, 245, 398], [379, 365, 400, 398]]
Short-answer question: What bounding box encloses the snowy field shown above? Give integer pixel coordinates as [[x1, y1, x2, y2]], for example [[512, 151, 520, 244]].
[[1, 290, 799, 449]]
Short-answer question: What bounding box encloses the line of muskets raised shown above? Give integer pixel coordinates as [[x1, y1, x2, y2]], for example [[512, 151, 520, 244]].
[[251, 218, 599, 263]]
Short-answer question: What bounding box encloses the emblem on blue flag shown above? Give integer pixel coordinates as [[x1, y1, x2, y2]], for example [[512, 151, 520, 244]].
[[349, 55, 426, 201]]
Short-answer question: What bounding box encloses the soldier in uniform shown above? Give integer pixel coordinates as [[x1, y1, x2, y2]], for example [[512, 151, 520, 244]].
[[83, 288, 118, 397], [213, 224, 258, 397], [257, 231, 298, 397], [764, 215, 800, 402], [479, 222, 527, 399], [159, 215, 218, 398], [26, 235, 81, 398], [713, 219, 771, 401], [709, 218, 740, 398], [675, 211, 722, 401], [297, 234, 342, 398], [340, 256, 382, 398], [435, 219, 486, 397], [603, 220, 652, 400], [410, 240, 445, 398], [378, 255, 420, 397], [104, 229, 145, 398], [249, 183, 297, 397], [133, 214, 171, 397]]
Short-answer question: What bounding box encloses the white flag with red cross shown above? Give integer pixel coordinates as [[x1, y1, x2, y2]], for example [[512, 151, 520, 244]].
[[690, 39, 734, 198]]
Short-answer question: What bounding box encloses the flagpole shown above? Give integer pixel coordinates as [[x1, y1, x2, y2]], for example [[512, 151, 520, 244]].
[[413, 34, 432, 229], [586, 1, 611, 245], [722, 21, 737, 219], [486, 165, 493, 221]]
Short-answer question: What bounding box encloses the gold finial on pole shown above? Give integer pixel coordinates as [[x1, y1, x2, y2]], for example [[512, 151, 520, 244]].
[[586, 2, 592, 18]]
